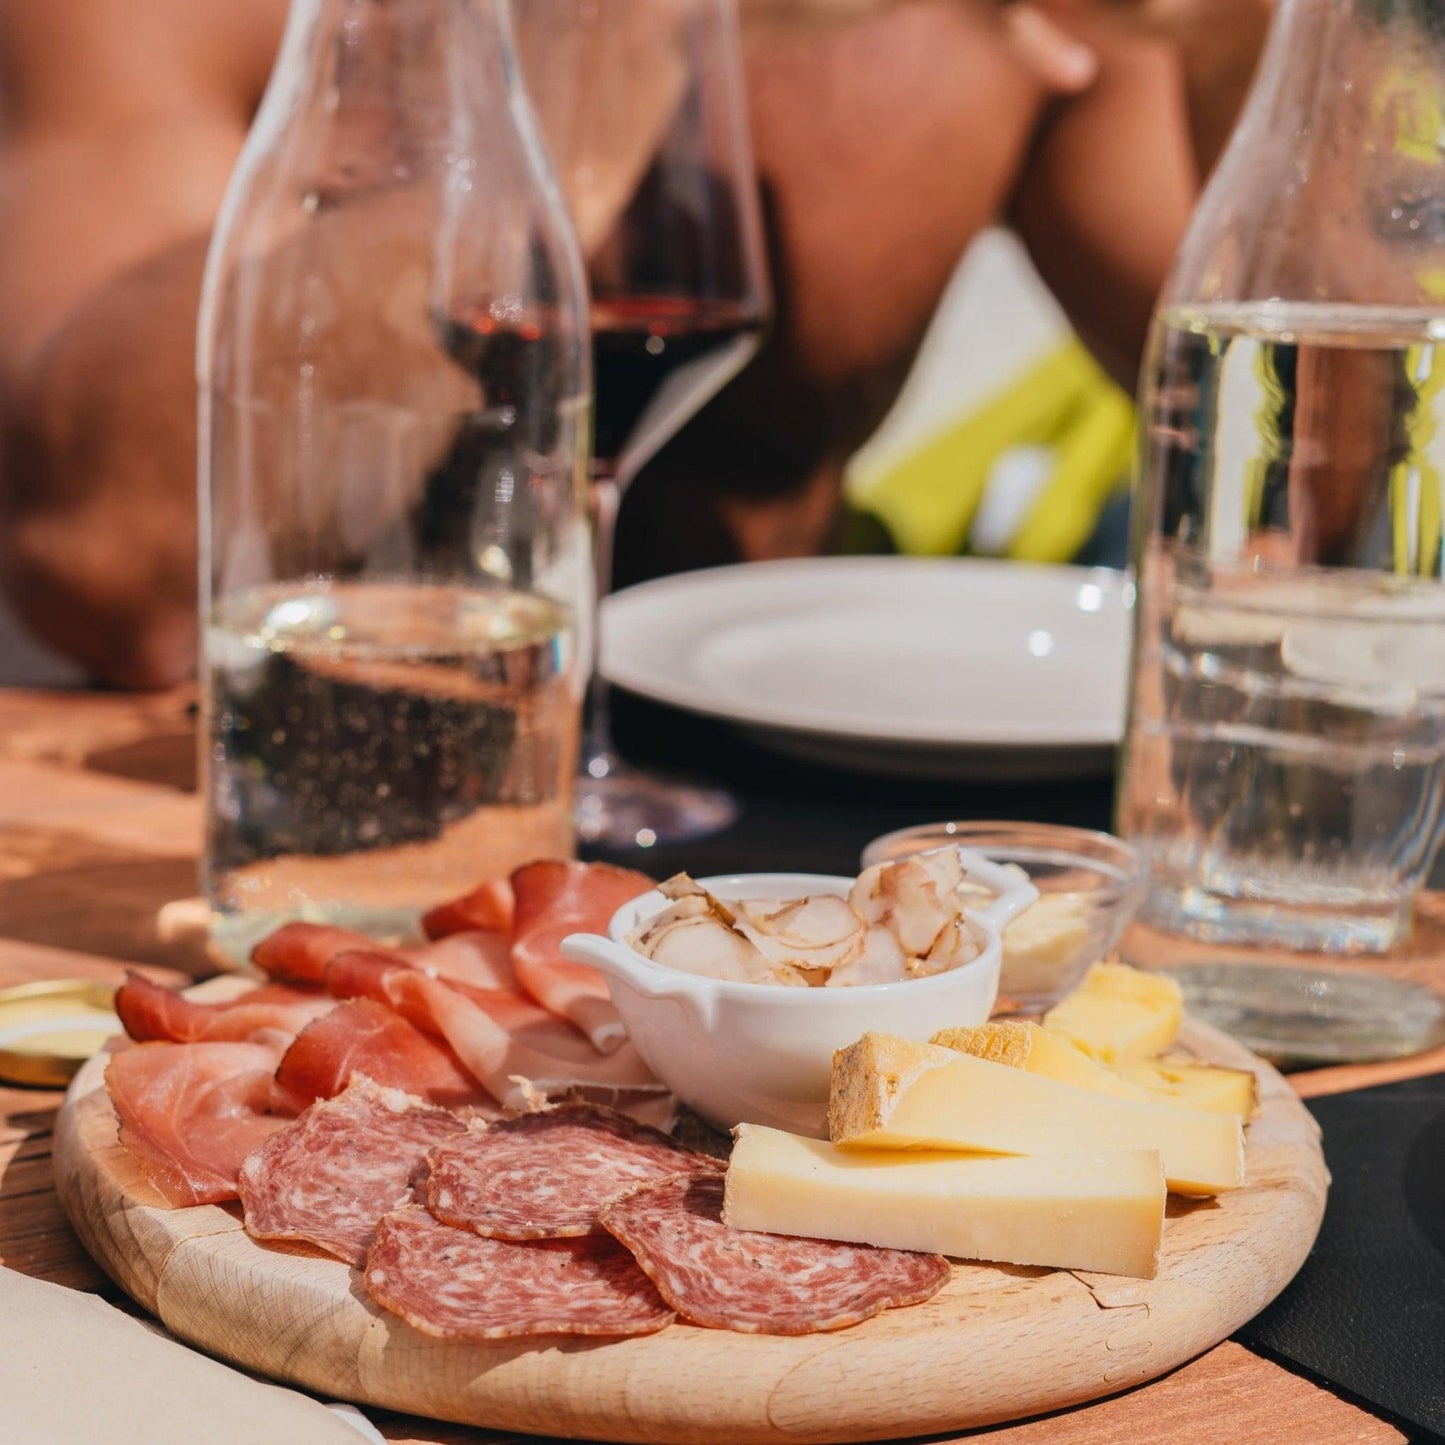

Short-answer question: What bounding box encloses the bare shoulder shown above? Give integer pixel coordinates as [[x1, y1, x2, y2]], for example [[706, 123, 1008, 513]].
[[742, 0, 1048, 380], [0, 0, 288, 128]]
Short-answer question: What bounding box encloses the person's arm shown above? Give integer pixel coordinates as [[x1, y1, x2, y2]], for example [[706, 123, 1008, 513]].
[[1009, 0, 1270, 388], [1009, 27, 1198, 389], [0, 0, 283, 689], [1034, 0, 1272, 179]]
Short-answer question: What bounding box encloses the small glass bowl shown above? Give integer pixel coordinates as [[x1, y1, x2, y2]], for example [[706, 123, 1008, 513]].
[[861, 821, 1148, 1013]]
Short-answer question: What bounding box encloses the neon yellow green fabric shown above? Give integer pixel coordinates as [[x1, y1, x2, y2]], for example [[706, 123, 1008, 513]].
[[847, 339, 1135, 563], [1391, 340, 1444, 575]]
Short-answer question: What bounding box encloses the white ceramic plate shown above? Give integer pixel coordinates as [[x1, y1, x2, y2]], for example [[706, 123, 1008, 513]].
[[601, 556, 1134, 780]]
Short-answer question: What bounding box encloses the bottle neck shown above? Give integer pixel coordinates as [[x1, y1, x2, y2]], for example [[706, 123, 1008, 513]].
[[1167, 0, 1445, 307], [253, 0, 521, 172]]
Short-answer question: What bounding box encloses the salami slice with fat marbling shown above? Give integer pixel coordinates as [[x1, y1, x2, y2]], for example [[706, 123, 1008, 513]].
[[600, 1173, 951, 1335], [364, 1205, 674, 1339], [238, 1076, 467, 1266], [426, 1104, 721, 1239]]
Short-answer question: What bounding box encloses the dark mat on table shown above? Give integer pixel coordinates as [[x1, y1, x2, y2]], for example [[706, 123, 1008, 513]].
[[1234, 1070, 1445, 1440]]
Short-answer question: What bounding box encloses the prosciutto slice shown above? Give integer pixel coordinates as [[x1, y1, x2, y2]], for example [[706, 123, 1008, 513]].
[[274, 998, 495, 1112], [252, 923, 407, 985], [510, 861, 653, 1052], [115, 973, 334, 1045], [106, 1040, 295, 1207], [421, 878, 515, 940], [321, 950, 662, 1111], [402, 931, 518, 992], [238, 1077, 467, 1265]]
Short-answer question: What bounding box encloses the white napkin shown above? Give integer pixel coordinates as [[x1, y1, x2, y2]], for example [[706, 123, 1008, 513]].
[[0, 1267, 367, 1444]]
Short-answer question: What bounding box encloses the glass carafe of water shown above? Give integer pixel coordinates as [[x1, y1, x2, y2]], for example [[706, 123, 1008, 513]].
[[198, 0, 592, 959], [1117, 0, 1445, 1059]]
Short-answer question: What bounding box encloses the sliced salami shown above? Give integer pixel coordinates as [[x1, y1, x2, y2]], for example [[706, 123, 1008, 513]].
[[425, 1104, 721, 1239], [364, 1205, 674, 1339], [238, 1077, 468, 1266], [600, 1173, 950, 1335]]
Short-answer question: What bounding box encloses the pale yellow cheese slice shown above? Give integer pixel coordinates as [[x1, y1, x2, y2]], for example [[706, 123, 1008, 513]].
[[1041, 962, 1183, 1062], [930, 1021, 1154, 1102], [931, 1021, 1258, 1120], [829, 1032, 1244, 1196], [725, 1123, 1165, 1279], [1116, 1058, 1259, 1119]]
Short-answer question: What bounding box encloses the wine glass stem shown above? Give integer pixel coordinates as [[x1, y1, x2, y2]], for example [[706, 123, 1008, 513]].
[[583, 469, 622, 777]]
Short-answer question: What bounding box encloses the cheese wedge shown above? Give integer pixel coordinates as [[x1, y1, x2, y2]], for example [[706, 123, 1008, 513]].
[[932, 1022, 1258, 1120], [931, 1021, 1154, 1102], [1117, 1058, 1259, 1118], [1042, 962, 1183, 1062], [829, 1032, 1244, 1196], [725, 1123, 1165, 1278]]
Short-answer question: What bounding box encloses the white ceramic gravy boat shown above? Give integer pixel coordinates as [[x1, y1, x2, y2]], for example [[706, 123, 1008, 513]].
[[561, 853, 1038, 1137]]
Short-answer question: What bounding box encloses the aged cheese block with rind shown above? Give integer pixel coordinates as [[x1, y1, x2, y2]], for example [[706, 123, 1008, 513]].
[[932, 1020, 1258, 1118], [829, 1033, 1243, 1196], [724, 1124, 1165, 1278], [930, 1021, 1155, 1101]]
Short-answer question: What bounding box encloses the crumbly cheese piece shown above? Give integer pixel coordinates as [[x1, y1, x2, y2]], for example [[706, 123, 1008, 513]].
[[1116, 1058, 1259, 1119], [829, 1032, 1243, 1196], [930, 1021, 1154, 1102], [1041, 962, 1183, 1062], [725, 1123, 1165, 1279]]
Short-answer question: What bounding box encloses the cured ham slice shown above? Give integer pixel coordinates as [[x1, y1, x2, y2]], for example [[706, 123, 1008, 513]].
[[106, 1040, 294, 1207], [402, 931, 518, 992], [275, 999, 495, 1112], [421, 878, 515, 940], [599, 1174, 951, 1335], [238, 1077, 468, 1266], [364, 1205, 674, 1340], [115, 973, 334, 1045], [425, 1105, 721, 1239], [321, 950, 662, 1111], [510, 861, 653, 1052], [252, 923, 407, 985]]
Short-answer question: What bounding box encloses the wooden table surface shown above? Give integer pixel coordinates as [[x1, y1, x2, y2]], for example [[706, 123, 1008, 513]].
[[2, 684, 1441, 1445]]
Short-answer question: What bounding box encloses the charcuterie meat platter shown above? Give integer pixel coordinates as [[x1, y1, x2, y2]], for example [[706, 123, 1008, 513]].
[[54, 1000, 1326, 1445]]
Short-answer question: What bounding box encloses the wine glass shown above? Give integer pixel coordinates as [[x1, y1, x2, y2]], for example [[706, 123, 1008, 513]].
[[514, 0, 772, 848]]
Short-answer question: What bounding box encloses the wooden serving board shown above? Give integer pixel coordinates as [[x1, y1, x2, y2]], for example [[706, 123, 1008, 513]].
[[53, 1020, 1327, 1445]]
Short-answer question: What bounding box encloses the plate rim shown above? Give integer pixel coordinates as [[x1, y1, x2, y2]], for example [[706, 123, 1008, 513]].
[[601, 556, 1133, 749]]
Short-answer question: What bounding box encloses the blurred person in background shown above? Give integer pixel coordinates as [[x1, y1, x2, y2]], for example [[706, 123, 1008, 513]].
[[0, 0, 1269, 689]]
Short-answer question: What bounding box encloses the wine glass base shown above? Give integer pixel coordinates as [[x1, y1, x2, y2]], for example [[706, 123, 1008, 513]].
[[574, 764, 740, 848], [1146, 960, 1445, 1066]]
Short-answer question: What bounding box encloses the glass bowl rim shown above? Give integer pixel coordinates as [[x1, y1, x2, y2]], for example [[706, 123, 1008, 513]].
[[861, 819, 1146, 898]]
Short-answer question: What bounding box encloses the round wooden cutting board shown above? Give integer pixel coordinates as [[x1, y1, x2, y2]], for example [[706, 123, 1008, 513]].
[[54, 1019, 1327, 1445]]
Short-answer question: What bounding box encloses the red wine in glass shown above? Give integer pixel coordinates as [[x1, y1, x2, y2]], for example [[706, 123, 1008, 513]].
[[590, 294, 763, 482]]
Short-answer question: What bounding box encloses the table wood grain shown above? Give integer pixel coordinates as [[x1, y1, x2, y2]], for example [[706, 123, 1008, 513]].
[[0, 686, 1431, 1445]]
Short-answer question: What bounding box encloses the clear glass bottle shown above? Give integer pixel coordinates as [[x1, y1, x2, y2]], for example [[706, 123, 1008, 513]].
[[198, 0, 591, 957], [1117, 0, 1445, 1059]]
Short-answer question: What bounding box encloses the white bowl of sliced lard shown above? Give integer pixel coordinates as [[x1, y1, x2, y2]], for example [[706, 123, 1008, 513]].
[[561, 849, 1038, 1137]]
